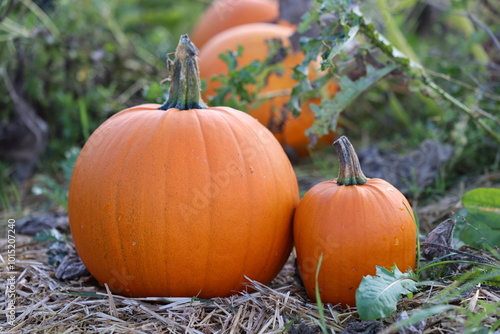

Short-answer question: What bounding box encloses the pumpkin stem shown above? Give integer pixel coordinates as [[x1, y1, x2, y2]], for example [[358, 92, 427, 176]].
[[334, 136, 367, 186], [159, 34, 207, 110]]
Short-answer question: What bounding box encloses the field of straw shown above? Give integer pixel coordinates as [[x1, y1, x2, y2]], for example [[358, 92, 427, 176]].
[[1, 172, 499, 333]]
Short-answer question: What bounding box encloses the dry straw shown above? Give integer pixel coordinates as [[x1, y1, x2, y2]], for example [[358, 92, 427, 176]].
[[1, 238, 498, 333], [1, 172, 499, 333]]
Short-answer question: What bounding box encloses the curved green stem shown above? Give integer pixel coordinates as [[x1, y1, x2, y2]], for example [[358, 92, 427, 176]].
[[159, 34, 207, 111], [358, 19, 500, 143], [333, 136, 367, 186]]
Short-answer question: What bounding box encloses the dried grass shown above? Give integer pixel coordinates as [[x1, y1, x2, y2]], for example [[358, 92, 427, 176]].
[[1, 172, 499, 333], [1, 235, 498, 333], [0, 241, 342, 334]]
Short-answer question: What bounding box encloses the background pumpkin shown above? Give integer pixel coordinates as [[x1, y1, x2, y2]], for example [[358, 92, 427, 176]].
[[198, 23, 339, 158], [68, 35, 299, 298], [190, 0, 280, 49], [293, 136, 417, 307]]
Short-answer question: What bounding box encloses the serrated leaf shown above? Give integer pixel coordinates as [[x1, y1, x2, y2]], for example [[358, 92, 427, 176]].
[[460, 188, 500, 248], [326, 24, 359, 64], [208, 44, 285, 111], [298, 9, 319, 34], [356, 266, 419, 320], [300, 38, 325, 64], [307, 63, 397, 138], [357, 19, 415, 71]]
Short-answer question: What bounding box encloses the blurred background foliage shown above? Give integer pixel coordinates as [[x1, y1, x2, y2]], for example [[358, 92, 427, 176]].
[[0, 0, 499, 213], [352, 0, 500, 175], [0, 0, 205, 168]]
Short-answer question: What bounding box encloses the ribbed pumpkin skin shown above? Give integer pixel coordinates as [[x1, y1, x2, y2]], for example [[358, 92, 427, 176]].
[[68, 104, 299, 298], [199, 23, 338, 157], [293, 178, 416, 307], [191, 0, 279, 48]]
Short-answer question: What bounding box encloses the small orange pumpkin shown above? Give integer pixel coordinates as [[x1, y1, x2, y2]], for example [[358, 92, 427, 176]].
[[293, 136, 416, 307], [68, 35, 299, 298], [198, 23, 338, 158], [191, 0, 280, 48]]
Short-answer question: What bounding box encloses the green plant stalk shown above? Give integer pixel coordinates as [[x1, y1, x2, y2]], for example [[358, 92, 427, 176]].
[[19, 0, 59, 38], [0, 17, 31, 38], [358, 19, 500, 143], [0, 182, 11, 213], [432, 269, 500, 304], [376, 0, 420, 64], [492, 315, 500, 331], [426, 69, 500, 102], [420, 75, 500, 143], [416, 90, 441, 117], [0, 193, 10, 215], [388, 92, 412, 129], [464, 301, 500, 331], [11, 181, 22, 216], [418, 260, 500, 273], [78, 98, 90, 140], [281, 317, 300, 332], [0, 181, 23, 218], [100, 0, 129, 48], [403, 202, 420, 272], [315, 253, 328, 334]]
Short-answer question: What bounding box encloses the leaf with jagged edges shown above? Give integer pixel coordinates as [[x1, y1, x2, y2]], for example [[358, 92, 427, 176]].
[[208, 42, 288, 112], [356, 265, 419, 320], [306, 63, 397, 145]]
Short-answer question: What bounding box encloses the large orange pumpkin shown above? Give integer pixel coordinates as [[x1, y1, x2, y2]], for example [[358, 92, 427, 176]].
[[68, 35, 299, 298], [191, 0, 279, 48], [198, 23, 338, 158], [293, 136, 416, 307]]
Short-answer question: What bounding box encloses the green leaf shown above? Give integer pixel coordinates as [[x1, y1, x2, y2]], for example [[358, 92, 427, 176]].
[[356, 265, 419, 320], [297, 7, 319, 34], [143, 81, 167, 104], [32, 175, 68, 210], [33, 228, 67, 243], [460, 188, 500, 248], [462, 188, 500, 212], [431, 268, 500, 305], [307, 64, 397, 139], [208, 43, 286, 112], [325, 20, 360, 65], [457, 268, 500, 288]]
